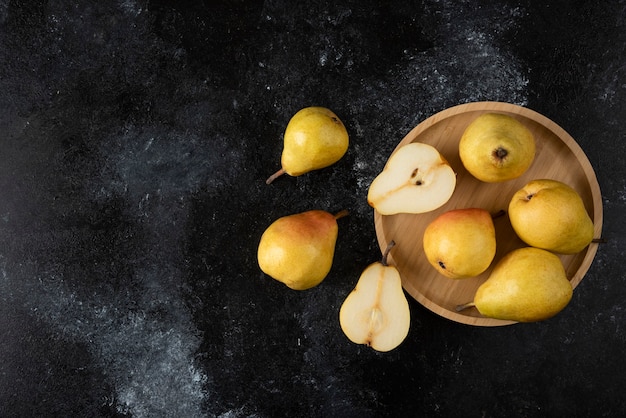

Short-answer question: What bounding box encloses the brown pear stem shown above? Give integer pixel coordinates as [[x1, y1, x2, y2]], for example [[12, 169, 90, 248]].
[[266, 168, 286, 184], [381, 240, 396, 266], [333, 209, 350, 220], [455, 302, 476, 312], [491, 209, 506, 220], [592, 238, 606, 244]]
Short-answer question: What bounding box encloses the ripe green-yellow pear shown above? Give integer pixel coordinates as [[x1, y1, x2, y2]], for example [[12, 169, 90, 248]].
[[257, 210, 348, 290], [459, 113, 535, 182], [339, 241, 411, 352], [367, 142, 456, 215], [508, 179, 594, 254], [423, 208, 497, 279], [266, 107, 349, 184], [457, 247, 572, 322]]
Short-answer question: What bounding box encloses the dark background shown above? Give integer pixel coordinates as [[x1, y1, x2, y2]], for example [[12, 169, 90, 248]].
[[1, 1, 625, 417]]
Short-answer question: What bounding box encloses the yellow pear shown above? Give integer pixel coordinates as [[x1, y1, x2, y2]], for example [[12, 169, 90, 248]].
[[266, 107, 349, 184], [508, 179, 594, 254], [459, 113, 535, 182], [339, 241, 411, 352], [367, 142, 456, 215], [457, 247, 573, 322], [423, 208, 497, 279], [257, 210, 348, 290]]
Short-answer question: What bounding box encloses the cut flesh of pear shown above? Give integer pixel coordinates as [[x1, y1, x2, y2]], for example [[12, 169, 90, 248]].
[[368, 142, 456, 215], [339, 262, 411, 352]]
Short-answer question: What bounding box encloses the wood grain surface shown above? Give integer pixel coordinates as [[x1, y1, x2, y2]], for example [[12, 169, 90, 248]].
[[373, 102, 603, 326]]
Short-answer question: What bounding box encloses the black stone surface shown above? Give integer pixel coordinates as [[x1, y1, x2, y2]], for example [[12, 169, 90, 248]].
[[1, 1, 625, 417]]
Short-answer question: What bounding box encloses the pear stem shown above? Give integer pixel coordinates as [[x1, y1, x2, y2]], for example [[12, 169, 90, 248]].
[[491, 209, 506, 219], [592, 238, 606, 244], [266, 168, 286, 184], [455, 302, 476, 312], [381, 240, 396, 266], [333, 209, 350, 220]]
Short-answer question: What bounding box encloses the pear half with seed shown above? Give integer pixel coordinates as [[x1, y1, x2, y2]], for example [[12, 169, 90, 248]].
[[339, 241, 411, 352], [368, 142, 456, 215]]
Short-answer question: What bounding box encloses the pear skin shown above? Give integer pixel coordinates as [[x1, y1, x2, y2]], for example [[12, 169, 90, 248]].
[[257, 210, 348, 290], [469, 247, 573, 322], [508, 179, 594, 254], [266, 107, 349, 184], [339, 242, 411, 352], [423, 208, 496, 279], [459, 113, 535, 182]]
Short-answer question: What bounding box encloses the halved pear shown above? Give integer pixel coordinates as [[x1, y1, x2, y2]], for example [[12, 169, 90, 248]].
[[339, 242, 411, 352], [367, 142, 456, 215]]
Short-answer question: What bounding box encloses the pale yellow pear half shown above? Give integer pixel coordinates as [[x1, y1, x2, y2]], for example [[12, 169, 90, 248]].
[[367, 142, 456, 215], [339, 242, 411, 352]]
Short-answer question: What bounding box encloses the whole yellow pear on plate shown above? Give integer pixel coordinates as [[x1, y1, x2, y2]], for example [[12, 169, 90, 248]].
[[422, 208, 496, 279], [508, 179, 594, 254], [339, 241, 411, 352], [458, 247, 573, 322], [367, 142, 456, 215], [266, 107, 349, 184], [257, 209, 348, 290], [459, 113, 535, 182]]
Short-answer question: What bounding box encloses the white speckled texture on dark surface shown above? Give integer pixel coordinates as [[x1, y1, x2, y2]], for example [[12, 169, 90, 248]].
[[1, 1, 625, 417]]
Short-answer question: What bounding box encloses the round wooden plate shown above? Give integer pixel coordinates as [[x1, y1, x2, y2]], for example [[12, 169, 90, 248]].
[[373, 102, 603, 326]]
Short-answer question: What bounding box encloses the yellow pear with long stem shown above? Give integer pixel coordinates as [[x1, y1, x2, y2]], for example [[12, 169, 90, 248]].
[[257, 210, 348, 290], [339, 241, 411, 352], [266, 107, 349, 184], [457, 247, 573, 322]]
